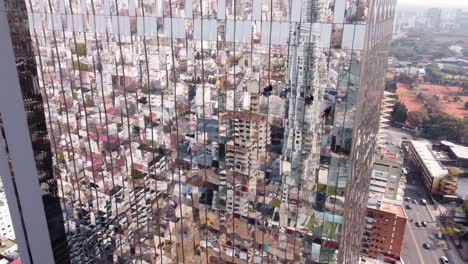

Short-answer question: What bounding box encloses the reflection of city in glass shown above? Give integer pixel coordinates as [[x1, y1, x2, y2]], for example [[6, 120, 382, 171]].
[[0, 0, 395, 263]]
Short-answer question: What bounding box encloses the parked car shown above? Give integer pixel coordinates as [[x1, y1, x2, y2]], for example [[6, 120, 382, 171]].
[[423, 243, 432, 250], [406, 204, 412, 209], [415, 222, 421, 227], [436, 233, 444, 239], [422, 221, 428, 227], [421, 199, 427, 205], [404, 197, 411, 202], [440, 256, 449, 263], [412, 199, 417, 204]]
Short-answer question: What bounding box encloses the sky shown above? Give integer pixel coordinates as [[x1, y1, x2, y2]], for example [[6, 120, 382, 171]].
[[400, 0, 468, 8]]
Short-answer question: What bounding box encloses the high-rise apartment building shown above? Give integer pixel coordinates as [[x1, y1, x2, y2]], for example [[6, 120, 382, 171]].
[[362, 194, 407, 263], [427, 8, 442, 31], [0, 0, 395, 263], [370, 158, 403, 201], [456, 9, 468, 33], [0, 186, 15, 241]]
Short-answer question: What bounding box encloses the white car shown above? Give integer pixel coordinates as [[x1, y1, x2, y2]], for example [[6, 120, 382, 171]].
[[440, 256, 449, 264]]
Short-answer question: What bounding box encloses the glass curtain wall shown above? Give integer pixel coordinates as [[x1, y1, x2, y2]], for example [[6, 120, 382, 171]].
[[2, 0, 395, 263]]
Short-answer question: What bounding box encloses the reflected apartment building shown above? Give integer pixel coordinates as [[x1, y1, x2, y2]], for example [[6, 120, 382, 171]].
[[0, 0, 395, 263]]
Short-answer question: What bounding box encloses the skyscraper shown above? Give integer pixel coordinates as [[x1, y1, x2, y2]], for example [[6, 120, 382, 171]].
[[427, 8, 442, 31], [0, 0, 396, 263]]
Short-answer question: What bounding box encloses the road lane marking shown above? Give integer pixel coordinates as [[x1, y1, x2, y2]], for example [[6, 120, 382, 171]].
[[404, 186, 436, 263], [405, 213, 425, 264], [406, 203, 443, 264]]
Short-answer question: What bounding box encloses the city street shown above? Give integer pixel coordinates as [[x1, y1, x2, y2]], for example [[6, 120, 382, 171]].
[[381, 127, 413, 147], [401, 183, 465, 264]]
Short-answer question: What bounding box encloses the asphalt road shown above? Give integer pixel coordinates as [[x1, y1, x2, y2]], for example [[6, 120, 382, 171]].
[[385, 127, 466, 263], [401, 184, 454, 264]]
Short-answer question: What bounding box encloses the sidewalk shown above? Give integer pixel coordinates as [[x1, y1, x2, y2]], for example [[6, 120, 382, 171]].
[[446, 236, 468, 263], [426, 203, 468, 263]]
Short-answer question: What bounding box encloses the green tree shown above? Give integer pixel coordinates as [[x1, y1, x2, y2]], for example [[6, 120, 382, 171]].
[[433, 50, 451, 59], [462, 200, 468, 215], [416, 92, 424, 101], [75, 43, 87, 57], [385, 79, 397, 92], [424, 113, 466, 142], [131, 168, 144, 179], [426, 64, 445, 83], [269, 199, 281, 208], [85, 97, 94, 107], [407, 111, 429, 127], [397, 73, 415, 85], [391, 102, 408, 123], [126, 83, 138, 93], [412, 129, 421, 138], [441, 64, 465, 76], [460, 123, 468, 144], [390, 46, 416, 60], [440, 223, 465, 248], [141, 85, 150, 94], [57, 150, 65, 162], [73, 61, 89, 71], [440, 226, 460, 237]]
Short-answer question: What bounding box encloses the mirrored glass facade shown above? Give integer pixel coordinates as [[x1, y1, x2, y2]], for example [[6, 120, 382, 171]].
[[0, 0, 395, 263]]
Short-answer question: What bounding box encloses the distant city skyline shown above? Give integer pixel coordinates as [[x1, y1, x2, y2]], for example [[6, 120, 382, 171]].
[[400, 0, 468, 8]]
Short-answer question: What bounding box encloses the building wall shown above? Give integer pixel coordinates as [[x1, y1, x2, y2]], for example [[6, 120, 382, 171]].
[[363, 206, 406, 262], [1, 0, 69, 262], [456, 10, 468, 33], [427, 8, 442, 31], [371, 159, 402, 199], [377, 92, 397, 146], [0, 192, 15, 241], [406, 143, 435, 192], [339, 0, 397, 263], [1, 0, 395, 263]]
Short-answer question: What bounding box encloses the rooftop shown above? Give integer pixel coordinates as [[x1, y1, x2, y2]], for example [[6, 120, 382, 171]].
[[0, 239, 16, 254], [360, 256, 386, 264], [449, 144, 468, 160], [380, 201, 406, 218], [368, 193, 406, 219], [410, 140, 447, 178]]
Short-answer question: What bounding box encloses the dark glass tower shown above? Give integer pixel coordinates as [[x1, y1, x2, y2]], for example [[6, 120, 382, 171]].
[[0, 0, 70, 262]]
